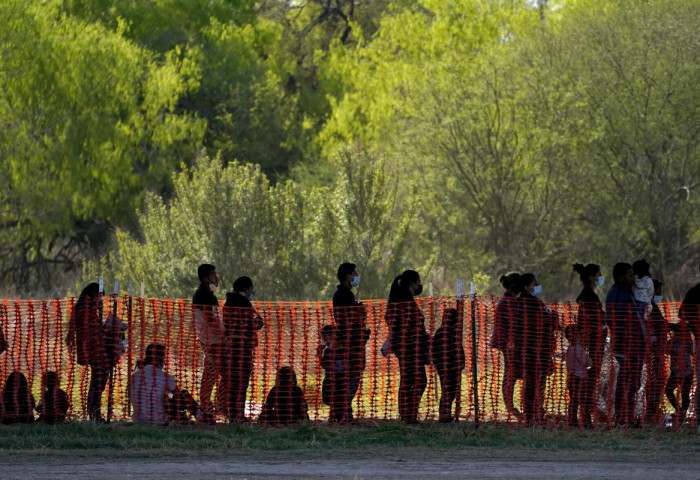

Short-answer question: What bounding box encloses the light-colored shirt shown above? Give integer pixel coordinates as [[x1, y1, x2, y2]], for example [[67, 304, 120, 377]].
[[566, 343, 592, 379], [194, 306, 225, 346], [130, 364, 176, 424]]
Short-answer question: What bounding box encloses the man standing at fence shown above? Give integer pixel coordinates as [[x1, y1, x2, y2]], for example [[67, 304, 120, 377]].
[[332, 263, 370, 422], [605, 262, 645, 427], [223, 276, 264, 423], [192, 264, 225, 424]]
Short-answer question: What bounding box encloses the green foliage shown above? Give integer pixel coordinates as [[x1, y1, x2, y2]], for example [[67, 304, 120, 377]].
[[92, 152, 415, 300], [0, 0, 205, 292]]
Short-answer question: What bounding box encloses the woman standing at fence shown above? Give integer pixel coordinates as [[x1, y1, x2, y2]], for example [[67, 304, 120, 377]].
[[490, 272, 522, 419], [386, 270, 430, 423], [572, 263, 606, 427], [66, 283, 116, 422], [514, 273, 558, 427]]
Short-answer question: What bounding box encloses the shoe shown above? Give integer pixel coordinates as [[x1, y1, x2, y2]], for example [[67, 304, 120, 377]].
[[89, 412, 106, 424]]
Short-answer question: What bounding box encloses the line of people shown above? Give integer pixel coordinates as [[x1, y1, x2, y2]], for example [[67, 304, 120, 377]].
[[2, 260, 698, 427], [491, 261, 700, 428]]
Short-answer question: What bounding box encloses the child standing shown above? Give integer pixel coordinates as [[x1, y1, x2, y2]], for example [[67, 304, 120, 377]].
[[320, 329, 350, 423], [259, 366, 309, 426], [565, 325, 593, 427], [665, 322, 694, 424], [431, 308, 465, 422]]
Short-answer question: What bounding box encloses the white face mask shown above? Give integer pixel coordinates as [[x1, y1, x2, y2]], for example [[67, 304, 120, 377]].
[[248, 293, 255, 301], [208, 282, 218, 292], [532, 285, 543, 298], [653, 295, 662, 303], [595, 276, 605, 287], [351, 275, 361, 288]]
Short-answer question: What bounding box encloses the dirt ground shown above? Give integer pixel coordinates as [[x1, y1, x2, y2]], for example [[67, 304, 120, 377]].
[[1, 451, 697, 480]]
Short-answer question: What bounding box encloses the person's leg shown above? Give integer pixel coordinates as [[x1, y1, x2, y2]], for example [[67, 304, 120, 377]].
[[502, 349, 519, 416], [523, 368, 536, 426], [199, 349, 218, 416], [87, 359, 108, 419], [679, 375, 692, 419], [567, 376, 578, 427], [345, 372, 361, 421], [411, 363, 427, 422], [614, 354, 629, 424], [397, 357, 413, 421]]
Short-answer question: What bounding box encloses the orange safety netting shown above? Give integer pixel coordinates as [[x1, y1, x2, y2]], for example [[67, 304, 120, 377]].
[[0, 295, 695, 427]]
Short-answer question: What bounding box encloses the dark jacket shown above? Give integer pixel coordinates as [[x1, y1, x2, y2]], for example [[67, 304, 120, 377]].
[[386, 296, 430, 366], [576, 286, 606, 351], [679, 283, 700, 336], [332, 285, 370, 372], [37, 387, 69, 424], [431, 323, 465, 374], [513, 293, 557, 374], [259, 385, 309, 425], [490, 292, 518, 351], [66, 299, 104, 366], [605, 284, 644, 354], [223, 292, 263, 349], [192, 284, 218, 307]]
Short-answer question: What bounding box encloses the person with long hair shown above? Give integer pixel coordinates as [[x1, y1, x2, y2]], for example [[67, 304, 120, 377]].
[[490, 272, 522, 419], [513, 273, 558, 426], [1, 371, 35, 424], [572, 263, 606, 427], [385, 270, 430, 423], [66, 282, 116, 422]]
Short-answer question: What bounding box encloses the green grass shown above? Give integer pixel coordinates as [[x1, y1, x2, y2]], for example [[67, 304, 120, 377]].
[[0, 421, 698, 460]]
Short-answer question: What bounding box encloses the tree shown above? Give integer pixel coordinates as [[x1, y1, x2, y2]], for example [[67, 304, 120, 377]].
[[0, 0, 205, 292]]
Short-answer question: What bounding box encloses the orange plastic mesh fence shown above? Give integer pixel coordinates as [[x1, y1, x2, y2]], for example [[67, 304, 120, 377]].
[[0, 295, 693, 427]]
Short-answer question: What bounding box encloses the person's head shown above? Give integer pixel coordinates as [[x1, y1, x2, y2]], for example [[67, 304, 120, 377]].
[[320, 324, 336, 344], [337, 263, 360, 289], [76, 282, 101, 308], [632, 259, 651, 278], [443, 308, 460, 326], [143, 343, 167, 367], [4, 371, 28, 395], [499, 272, 521, 294], [276, 366, 297, 387], [197, 264, 218, 291], [388, 270, 422, 302], [612, 263, 634, 286], [233, 276, 255, 301], [42, 371, 59, 390], [652, 279, 663, 303], [517, 273, 541, 297], [573, 263, 603, 288], [564, 324, 580, 344]]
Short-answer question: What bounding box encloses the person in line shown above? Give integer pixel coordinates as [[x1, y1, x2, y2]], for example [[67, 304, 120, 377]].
[[514, 273, 558, 427], [489, 272, 522, 419], [645, 279, 669, 423], [192, 264, 225, 424], [66, 283, 118, 423], [223, 276, 264, 423], [130, 343, 198, 425], [605, 262, 646, 427], [320, 327, 351, 423], [1, 372, 35, 424], [572, 263, 607, 427], [36, 371, 69, 424], [665, 321, 694, 425], [678, 264, 700, 423], [565, 325, 592, 428], [431, 308, 465, 423], [258, 366, 309, 426], [332, 263, 370, 422], [385, 270, 430, 423]]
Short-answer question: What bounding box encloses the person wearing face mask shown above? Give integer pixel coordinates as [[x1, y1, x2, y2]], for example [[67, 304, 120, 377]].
[[192, 264, 225, 423], [572, 263, 607, 428], [513, 273, 558, 427], [605, 262, 646, 427], [332, 263, 370, 422], [385, 270, 430, 423], [222, 276, 264, 423], [645, 279, 669, 423]]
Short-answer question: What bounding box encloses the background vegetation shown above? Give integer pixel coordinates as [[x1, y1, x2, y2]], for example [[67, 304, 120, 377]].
[[2, 0, 699, 300]]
